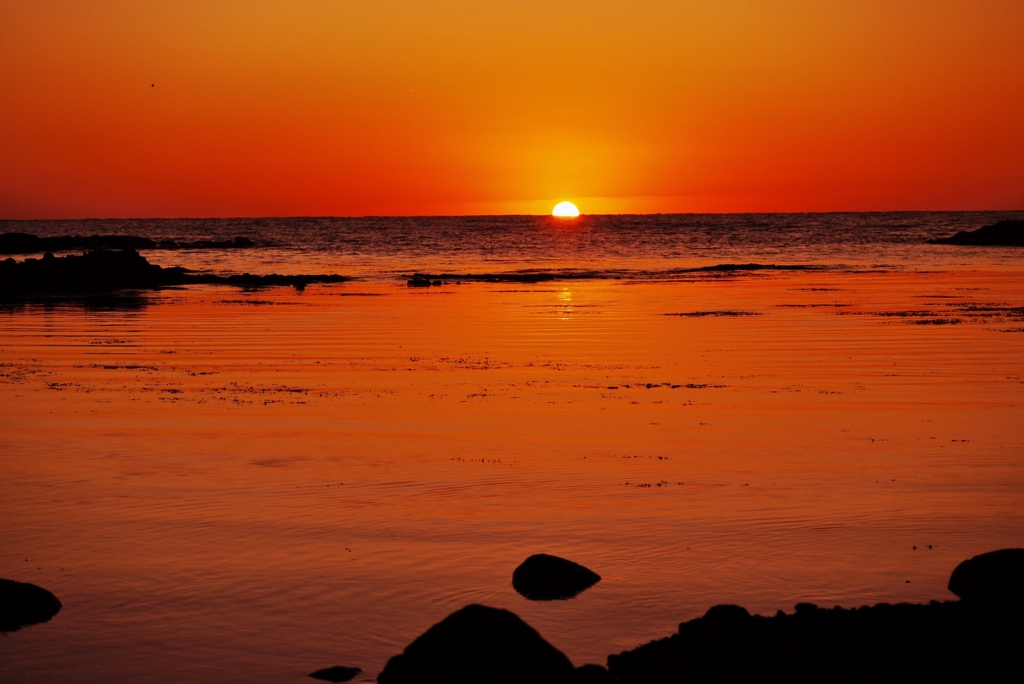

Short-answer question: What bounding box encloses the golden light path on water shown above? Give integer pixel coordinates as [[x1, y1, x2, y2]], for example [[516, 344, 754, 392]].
[[1, 267, 1023, 682]]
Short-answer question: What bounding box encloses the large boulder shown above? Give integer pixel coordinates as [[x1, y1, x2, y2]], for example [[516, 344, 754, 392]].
[[948, 548, 1024, 607], [929, 219, 1024, 246], [0, 578, 62, 632], [512, 554, 601, 601], [377, 604, 576, 684]]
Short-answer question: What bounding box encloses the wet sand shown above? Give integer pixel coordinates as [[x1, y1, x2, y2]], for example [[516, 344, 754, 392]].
[[1, 269, 1022, 682]]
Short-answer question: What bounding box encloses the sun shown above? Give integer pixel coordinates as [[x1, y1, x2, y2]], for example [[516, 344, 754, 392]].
[[552, 201, 580, 217]]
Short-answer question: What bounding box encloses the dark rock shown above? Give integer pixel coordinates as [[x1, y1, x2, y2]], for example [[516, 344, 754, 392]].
[[0, 248, 169, 295], [377, 604, 576, 684], [0, 232, 157, 254], [308, 665, 361, 682], [0, 249, 348, 297], [0, 578, 62, 632], [0, 232, 46, 254], [405, 276, 445, 287], [948, 548, 1024, 606], [608, 598, 1024, 683], [929, 219, 1024, 246], [574, 664, 612, 683], [512, 554, 601, 601], [700, 604, 752, 629]]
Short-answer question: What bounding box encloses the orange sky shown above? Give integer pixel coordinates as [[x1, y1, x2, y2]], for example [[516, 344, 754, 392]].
[[1, 0, 1022, 218]]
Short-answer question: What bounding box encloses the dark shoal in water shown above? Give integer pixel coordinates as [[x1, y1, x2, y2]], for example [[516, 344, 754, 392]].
[[0, 249, 347, 297], [0, 250, 822, 297], [405, 264, 817, 286], [375, 549, 1024, 684], [929, 219, 1024, 246], [0, 231, 256, 254]]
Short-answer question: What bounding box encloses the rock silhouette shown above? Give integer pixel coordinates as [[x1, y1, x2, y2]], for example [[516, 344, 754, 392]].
[[377, 604, 577, 684], [606, 550, 1024, 682], [406, 275, 443, 287], [607, 599, 1023, 683], [574, 664, 613, 683], [0, 579, 62, 632], [512, 554, 601, 600], [1, 249, 348, 297], [0, 232, 255, 255], [308, 665, 361, 682], [375, 549, 1024, 683], [929, 219, 1024, 246], [948, 548, 1024, 607]]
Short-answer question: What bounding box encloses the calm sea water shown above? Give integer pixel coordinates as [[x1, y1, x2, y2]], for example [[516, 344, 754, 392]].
[[4, 211, 1023, 277], [2, 213, 1023, 683]]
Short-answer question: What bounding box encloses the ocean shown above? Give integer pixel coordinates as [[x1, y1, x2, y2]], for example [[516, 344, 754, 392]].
[[5, 211, 1024, 278], [2, 212, 1023, 682]]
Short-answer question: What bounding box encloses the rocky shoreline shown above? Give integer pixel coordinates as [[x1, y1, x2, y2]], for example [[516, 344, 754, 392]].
[[5, 549, 1022, 682], [366, 548, 1024, 683], [0, 248, 347, 297], [929, 219, 1024, 246]]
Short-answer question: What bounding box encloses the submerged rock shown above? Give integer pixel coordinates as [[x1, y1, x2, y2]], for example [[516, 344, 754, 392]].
[[929, 219, 1024, 246], [948, 548, 1024, 607], [308, 665, 361, 682], [0, 579, 62, 632], [512, 554, 601, 600], [377, 604, 576, 684]]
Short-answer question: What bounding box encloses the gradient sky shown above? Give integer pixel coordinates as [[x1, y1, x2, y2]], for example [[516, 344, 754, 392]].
[[2, 0, 1022, 218]]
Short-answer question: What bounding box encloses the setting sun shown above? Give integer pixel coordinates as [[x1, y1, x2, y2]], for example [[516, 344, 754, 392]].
[[552, 202, 580, 217]]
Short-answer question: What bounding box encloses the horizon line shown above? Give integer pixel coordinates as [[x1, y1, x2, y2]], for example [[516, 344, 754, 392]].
[[3, 208, 1023, 223]]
